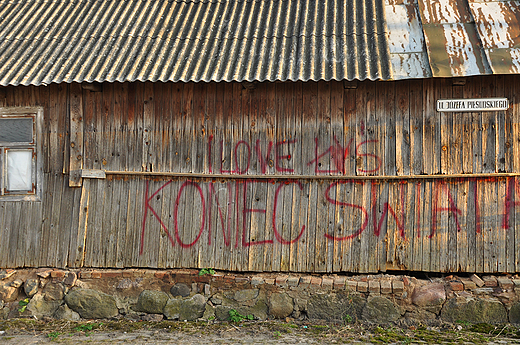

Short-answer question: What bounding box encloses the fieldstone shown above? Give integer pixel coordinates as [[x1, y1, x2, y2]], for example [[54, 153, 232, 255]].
[[362, 296, 401, 324], [214, 297, 268, 321], [509, 302, 520, 324], [411, 283, 446, 313], [307, 292, 366, 321], [170, 283, 191, 297], [27, 293, 63, 319], [0, 307, 9, 320], [203, 304, 215, 320], [64, 272, 77, 286], [43, 282, 65, 301], [163, 294, 206, 321], [116, 278, 134, 290], [0, 283, 18, 302], [404, 309, 438, 322], [0, 270, 15, 280], [269, 293, 293, 318], [440, 296, 507, 324], [473, 288, 495, 295], [65, 288, 119, 319], [24, 279, 39, 298], [11, 280, 23, 288], [234, 289, 259, 302], [36, 269, 52, 279], [53, 304, 80, 321], [210, 296, 222, 305], [135, 290, 169, 314]]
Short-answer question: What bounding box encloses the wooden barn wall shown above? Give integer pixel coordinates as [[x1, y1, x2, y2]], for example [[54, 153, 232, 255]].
[[0, 76, 520, 273]]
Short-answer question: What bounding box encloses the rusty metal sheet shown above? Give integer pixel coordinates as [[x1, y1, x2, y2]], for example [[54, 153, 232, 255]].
[[385, 0, 432, 78], [485, 48, 520, 74], [422, 23, 491, 77], [468, 1, 520, 74], [470, 1, 520, 49], [418, 0, 473, 24]]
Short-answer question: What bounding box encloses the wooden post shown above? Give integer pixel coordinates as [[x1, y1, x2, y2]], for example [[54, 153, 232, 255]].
[[69, 83, 84, 187]]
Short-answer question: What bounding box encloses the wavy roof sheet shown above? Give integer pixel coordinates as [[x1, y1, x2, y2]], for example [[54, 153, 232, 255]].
[[0, 0, 520, 86], [0, 0, 391, 86]]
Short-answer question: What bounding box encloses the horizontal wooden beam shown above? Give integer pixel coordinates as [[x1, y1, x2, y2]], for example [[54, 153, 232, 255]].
[[99, 170, 520, 181]]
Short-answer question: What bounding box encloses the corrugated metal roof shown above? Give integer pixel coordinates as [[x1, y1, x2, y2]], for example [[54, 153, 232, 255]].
[[0, 0, 392, 86], [0, 0, 520, 86]]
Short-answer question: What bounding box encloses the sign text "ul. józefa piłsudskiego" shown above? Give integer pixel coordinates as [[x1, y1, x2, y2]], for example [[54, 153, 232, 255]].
[[437, 98, 509, 112]]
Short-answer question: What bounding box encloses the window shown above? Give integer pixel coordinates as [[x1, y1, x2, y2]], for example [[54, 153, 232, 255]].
[[0, 107, 42, 201]]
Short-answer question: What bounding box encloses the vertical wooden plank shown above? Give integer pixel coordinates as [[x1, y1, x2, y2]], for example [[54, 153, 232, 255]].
[[503, 75, 518, 272], [411, 181, 423, 271], [262, 82, 278, 271], [422, 78, 440, 175], [69, 83, 84, 186], [465, 178, 477, 272], [360, 82, 378, 273], [410, 80, 424, 176], [314, 81, 331, 272], [143, 82, 155, 172], [396, 80, 411, 176], [233, 82, 247, 271], [299, 81, 318, 272], [123, 177, 138, 267], [329, 81, 343, 272], [48, 173, 64, 266], [7, 202, 22, 267], [195, 83, 208, 174], [290, 82, 303, 272], [401, 181, 416, 271], [157, 178, 173, 268], [277, 83, 293, 271], [108, 178, 124, 267], [47, 85, 60, 173], [495, 76, 508, 272], [70, 179, 90, 267], [56, 177, 76, 267], [482, 178, 498, 272], [497, 177, 507, 272]]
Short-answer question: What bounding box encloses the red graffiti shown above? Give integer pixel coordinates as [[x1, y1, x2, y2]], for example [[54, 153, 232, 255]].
[[174, 181, 206, 248], [209, 136, 382, 175], [323, 181, 369, 241], [429, 181, 462, 238], [371, 181, 406, 238], [272, 181, 306, 244], [140, 174, 513, 254]]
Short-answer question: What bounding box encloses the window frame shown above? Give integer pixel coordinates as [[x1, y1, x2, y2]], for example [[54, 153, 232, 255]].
[[0, 107, 43, 202]]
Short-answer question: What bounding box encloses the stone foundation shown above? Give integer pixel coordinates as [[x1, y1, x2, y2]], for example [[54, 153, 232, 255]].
[[0, 268, 519, 325]]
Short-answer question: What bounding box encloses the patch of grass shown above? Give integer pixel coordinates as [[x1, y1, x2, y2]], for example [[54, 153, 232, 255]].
[[47, 331, 60, 341], [74, 322, 103, 336], [228, 309, 253, 322], [17, 298, 29, 313], [198, 268, 216, 276]]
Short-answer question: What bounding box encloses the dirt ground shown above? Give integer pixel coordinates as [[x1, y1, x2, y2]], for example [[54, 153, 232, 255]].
[[1, 319, 520, 344]]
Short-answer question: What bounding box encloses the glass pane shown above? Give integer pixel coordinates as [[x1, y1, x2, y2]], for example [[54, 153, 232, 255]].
[[6, 150, 33, 191], [0, 118, 33, 142]]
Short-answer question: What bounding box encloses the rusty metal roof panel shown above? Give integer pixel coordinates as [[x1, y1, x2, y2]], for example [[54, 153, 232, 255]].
[[468, 0, 520, 74], [0, 0, 392, 86], [385, 0, 432, 79], [417, 0, 492, 77]]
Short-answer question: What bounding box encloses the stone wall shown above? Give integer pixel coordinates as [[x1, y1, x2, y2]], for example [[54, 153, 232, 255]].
[[0, 268, 519, 325]]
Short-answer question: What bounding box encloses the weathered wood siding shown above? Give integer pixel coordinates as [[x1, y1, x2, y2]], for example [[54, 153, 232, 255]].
[[1, 76, 519, 272]]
